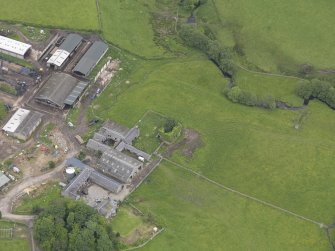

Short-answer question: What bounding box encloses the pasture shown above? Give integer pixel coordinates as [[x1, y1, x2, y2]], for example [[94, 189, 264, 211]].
[[99, 0, 167, 58], [209, 0, 335, 72], [92, 56, 335, 226], [0, 0, 98, 30], [122, 161, 328, 250]]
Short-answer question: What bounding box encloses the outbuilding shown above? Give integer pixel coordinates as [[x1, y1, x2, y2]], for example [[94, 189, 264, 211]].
[[0, 35, 32, 59], [35, 72, 89, 109], [2, 108, 43, 141], [73, 41, 108, 77], [47, 34, 82, 69]]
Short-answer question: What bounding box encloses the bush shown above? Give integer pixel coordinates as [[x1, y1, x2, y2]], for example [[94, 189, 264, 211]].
[[0, 82, 17, 95], [164, 118, 177, 133], [159, 122, 183, 143], [179, 25, 234, 75], [296, 79, 335, 108], [48, 161, 55, 169], [225, 86, 276, 109]]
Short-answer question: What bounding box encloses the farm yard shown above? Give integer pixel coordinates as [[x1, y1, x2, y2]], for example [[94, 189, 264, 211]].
[[0, 0, 334, 250]]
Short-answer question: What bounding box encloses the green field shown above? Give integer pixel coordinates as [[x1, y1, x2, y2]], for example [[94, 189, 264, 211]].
[[123, 162, 328, 250], [0, 0, 98, 30], [91, 54, 335, 249], [205, 0, 335, 72], [14, 183, 62, 214], [0, 221, 30, 251]]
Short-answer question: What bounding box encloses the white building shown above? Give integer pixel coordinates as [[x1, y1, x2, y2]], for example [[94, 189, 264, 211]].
[[0, 35, 32, 59], [2, 108, 43, 141]]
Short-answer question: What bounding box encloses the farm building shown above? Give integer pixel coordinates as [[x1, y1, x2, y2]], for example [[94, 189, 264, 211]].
[[47, 33, 82, 69], [2, 108, 43, 141], [87, 120, 150, 160], [35, 72, 88, 109], [73, 41, 108, 77], [98, 149, 143, 183], [62, 158, 123, 199], [0, 35, 31, 59], [0, 172, 10, 189]]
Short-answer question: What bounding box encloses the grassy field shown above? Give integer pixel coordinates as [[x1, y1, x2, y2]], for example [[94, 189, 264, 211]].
[[99, 0, 166, 58], [14, 183, 61, 214], [207, 0, 335, 72], [122, 162, 329, 250], [92, 56, 335, 226], [0, 220, 30, 251], [235, 70, 302, 105], [0, 0, 98, 30], [112, 206, 147, 237]]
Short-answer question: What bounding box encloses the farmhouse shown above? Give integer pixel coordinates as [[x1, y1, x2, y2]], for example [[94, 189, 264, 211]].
[[0, 172, 10, 189], [47, 33, 82, 69], [0, 35, 32, 59], [35, 72, 88, 109], [73, 41, 108, 77], [2, 108, 43, 141]]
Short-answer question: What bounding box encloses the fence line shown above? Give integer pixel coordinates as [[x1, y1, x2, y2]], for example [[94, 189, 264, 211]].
[[163, 157, 324, 228], [121, 228, 165, 251]]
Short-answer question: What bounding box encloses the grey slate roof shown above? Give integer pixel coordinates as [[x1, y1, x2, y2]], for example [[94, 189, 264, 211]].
[[63, 158, 123, 197], [98, 149, 142, 183], [35, 73, 88, 109], [59, 34, 83, 54], [90, 171, 122, 194], [73, 41, 108, 76], [87, 139, 112, 152], [0, 172, 10, 188]]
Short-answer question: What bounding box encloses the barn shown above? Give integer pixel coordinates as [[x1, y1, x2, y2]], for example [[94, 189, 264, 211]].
[[2, 108, 43, 141], [73, 41, 108, 77], [35, 72, 89, 109], [47, 33, 82, 69], [0, 35, 31, 59]]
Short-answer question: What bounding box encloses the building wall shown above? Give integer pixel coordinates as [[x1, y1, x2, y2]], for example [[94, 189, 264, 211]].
[[0, 48, 24, 59]]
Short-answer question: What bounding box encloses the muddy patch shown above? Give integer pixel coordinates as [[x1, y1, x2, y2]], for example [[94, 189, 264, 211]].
[[164, 129, 203, 158]]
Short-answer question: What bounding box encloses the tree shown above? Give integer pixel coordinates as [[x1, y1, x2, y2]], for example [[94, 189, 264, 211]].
[[164, 119, 177, 133], [0, 210, 2, 219]]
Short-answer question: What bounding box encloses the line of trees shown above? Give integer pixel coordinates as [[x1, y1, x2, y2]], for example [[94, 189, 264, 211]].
[[179, 25, 234, 76], [34, 199, 119, 251], [296, 79, 335, 108], [224, 86, 276, 109]]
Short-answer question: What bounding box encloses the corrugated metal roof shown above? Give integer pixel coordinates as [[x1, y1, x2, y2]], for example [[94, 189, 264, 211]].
[[0, 35, 31, 56], [59, 34, 82, 54], [35, 73, 85, 109], [47, 49, 69, 67], [2, 108, 30, 133], [0, 172, 10, 188], [73, 41, 108, 76], [64, 81, 89, 106]]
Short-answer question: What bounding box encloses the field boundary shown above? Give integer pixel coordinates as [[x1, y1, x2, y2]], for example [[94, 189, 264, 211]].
[[162, 157, 325, 228], [121, 228, 165, 251]]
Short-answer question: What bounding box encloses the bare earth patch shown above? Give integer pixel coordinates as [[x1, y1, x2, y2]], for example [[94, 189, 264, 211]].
[[164, 128, 203, 158]]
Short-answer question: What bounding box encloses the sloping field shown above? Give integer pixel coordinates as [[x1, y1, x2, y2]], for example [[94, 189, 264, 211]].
[[0, 0, 99, 30], [126, 162, 328, 251], [94, 58, 335, 225], [99, 0, 167, 58], [211, 0, 335, 72]]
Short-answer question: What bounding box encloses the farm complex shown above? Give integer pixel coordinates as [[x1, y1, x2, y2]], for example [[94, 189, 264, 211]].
[[0, 1, 335, 251]]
